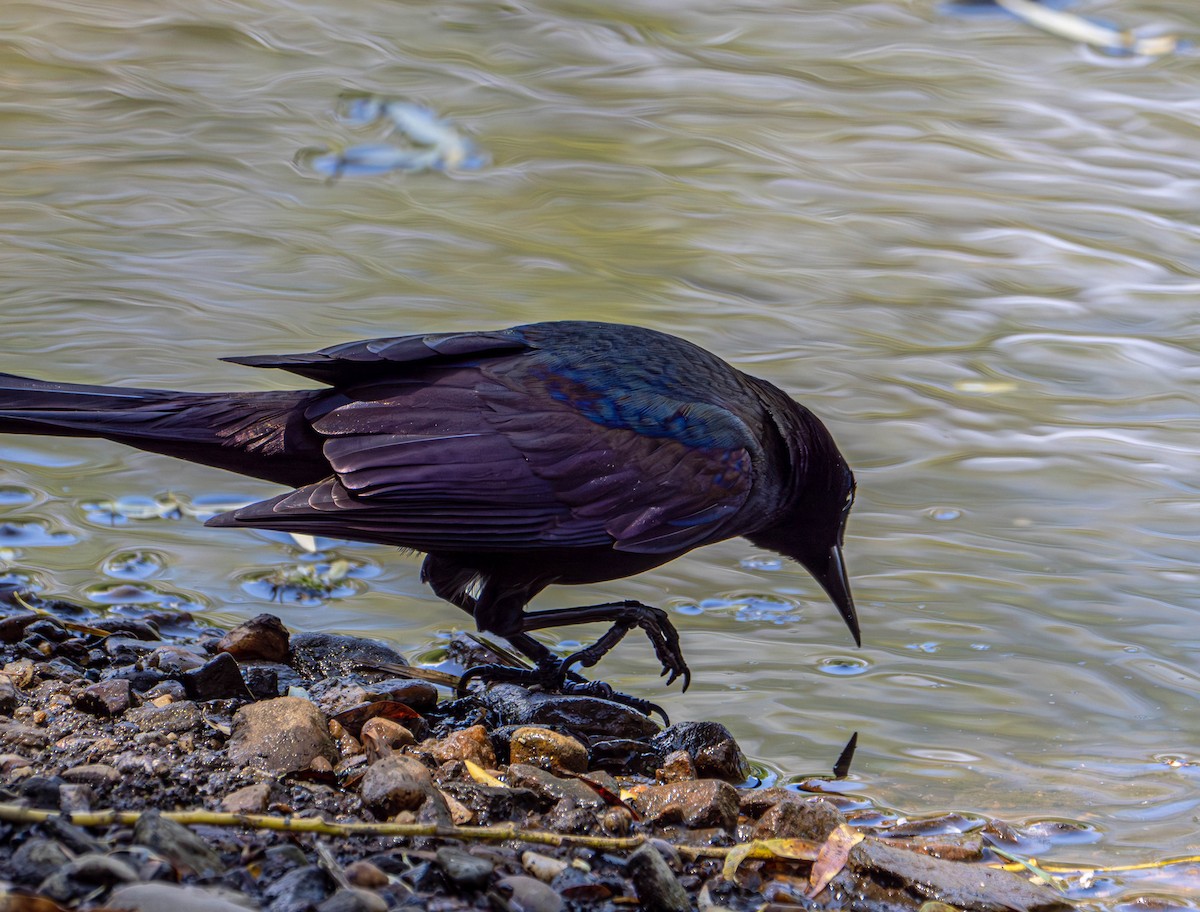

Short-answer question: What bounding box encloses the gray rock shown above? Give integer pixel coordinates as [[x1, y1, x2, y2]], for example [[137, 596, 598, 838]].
[[493, 875, 564, 912], [133, 811, 226, 877], [18, 774, 64, 809], [181, 652, 253, 702], [289, 633, 407, 679], [483, 685, 659, 741], [126, 700, 203, 734], [228, 697, 337, 775], [851, 839, 1070, 912], [59, 782, 94, 813], [40, 852, 141, 902], [10, 838, 71, 885], [627, 843, 690, 912], [505, 763, 605, 809], [264, 865, 331, 912], [77, 678, 132, 716], [0, 671, 17, 713], [109, 884, 260, 912], [435, 846, 494, 890], [316, 889, 387, 912]]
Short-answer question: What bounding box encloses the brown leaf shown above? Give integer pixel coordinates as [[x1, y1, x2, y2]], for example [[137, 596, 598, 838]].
[[807, 824, 864, 897]]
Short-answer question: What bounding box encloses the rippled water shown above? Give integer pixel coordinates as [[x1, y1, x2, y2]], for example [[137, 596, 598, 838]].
[[3, 0, 1200, 900]]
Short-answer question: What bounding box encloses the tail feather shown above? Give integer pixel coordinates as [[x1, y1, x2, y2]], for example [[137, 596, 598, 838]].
[[0, 372, 327, 488]]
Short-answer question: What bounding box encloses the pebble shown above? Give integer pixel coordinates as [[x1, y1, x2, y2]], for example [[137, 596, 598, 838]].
[[217, 613, 291, 662], [109, 883, 260, 912], [509, 726, 587, 775], [482, 684, 660, 741], [435, 846, 494, 890], [133, 810, 226, 877], [656, 749, 696, 783], [289, 633, 408, 679], [62, 763, 122, 789], [125, 700, 202, 734], [627, 843, 690, 912], [493, 875, 564, 912], [228, 696, 338, 775], [40, 852, 141, 902], [0, 672, 17, 713], [520, 850, 568, 883], [265, 866, 332, 912], [181, 652, 254, 701], [359, 754, 438, 816], [652, 722, 747, 781], [221, 781, 273, 815], [506, 763, 605, 809], [76, 678, 132, 716], [316, 888, 388, 912], [343, 860, 390, 889], [629, 779, 740, 830], [429, 723, 496, 768], [10, 838, 71, 885], [359, 717, 415, 756]]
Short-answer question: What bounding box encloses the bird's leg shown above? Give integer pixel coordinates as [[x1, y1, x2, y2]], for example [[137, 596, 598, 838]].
[[517, 600, 692, 692]]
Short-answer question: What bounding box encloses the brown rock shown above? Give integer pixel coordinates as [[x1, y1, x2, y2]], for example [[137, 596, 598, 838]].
[[126, 701, 202, 734], [228, 697, 337, 775], [360, 754, 436, 817], [753, 796, 846, 841], [506, 763, 604, 809], [509, 727, 587, 775], [656, 750, 696, 783], [217, 614, 290, 663], [430, 724, 495, 768], [344, 860, 390, 889], [629, 779, 739, 830], [360, 718, 415, 760], [76, 679, 132, 717], [221, 782, 272, 815], [61, 764, 121, 790]]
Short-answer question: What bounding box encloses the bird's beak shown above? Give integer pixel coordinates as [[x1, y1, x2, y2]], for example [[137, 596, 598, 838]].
[[815, 544, 860, 647]]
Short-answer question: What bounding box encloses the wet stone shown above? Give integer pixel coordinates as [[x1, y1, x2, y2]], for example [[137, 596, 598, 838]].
[[181, 652, 253, 702], [19, 774, 65, 808], [62, 763, 121, 790], [10, 838, 72, 885], [317, 888, 388, 912], [0, 672, 18, 713], [126, 700, 203, 734], [429, 723, 495, 768], [77, 678, 132, 716], [265, 865, 331, 912], [133, 809, 226, 877], [221, 781, 272, 815], [753, 795, 847, 841], [627, 843, 690, 912], [652, 721, 747, 781], [147, 644, 209, 674], [40, 852, 141, 902], [656, 749, 696, 783], [630, 779, 740, 830], [435, 846, 494, 891], [109, 883, 261, 912], [228, 696, 337, 775], [242, 664, 282, 700], [494, 875, 564, 912], [289, 633, 408, 679], [359, 754, 438, 817], [344, 860, 390, 889], [217, 613, 290, 663], [509, 726, 588, 775], [59, 782, 94, 813], [506, 763, 605, 809], [482, 684, 660, 742]]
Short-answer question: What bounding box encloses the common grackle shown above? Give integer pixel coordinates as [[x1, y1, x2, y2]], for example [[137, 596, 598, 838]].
[[0, 321, 857, 709]]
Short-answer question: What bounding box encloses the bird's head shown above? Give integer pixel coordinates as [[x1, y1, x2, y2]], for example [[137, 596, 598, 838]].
[[745, 402, 859, 646]]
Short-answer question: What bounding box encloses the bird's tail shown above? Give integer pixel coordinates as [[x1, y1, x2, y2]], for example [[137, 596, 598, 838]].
[[0, 372, 326, 488]]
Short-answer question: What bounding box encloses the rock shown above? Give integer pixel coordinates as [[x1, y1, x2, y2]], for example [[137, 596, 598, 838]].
[[109, 883, 258, 912], [76, 679, 132, 716], [133, 810, 226, 877], [181, 652, 253, 702], [0, 671, 17, 713], [656, 749, 696, 783], [40, 853, 141, 902], [344, 860, 390, 889], [652, 722, 747, 781], [482, 685, 659, 741], [851, 839, 1070, 912], [265, 866, 331, 912], [142, 680, 189, 702], [509, 727, 587, 775], [316, 889, 388, 912], [146, 645, 209, 674], [0, 752, 32, 774], [221, 782, 272, 815], [441, 781, 543, 823], [289, 633, 408, 679], [59, 783, 95, 812], [126, 700, 203, 734], [435, 846, 494, 890], [629, 779, 740, 830], [753, 795, 846, 841], [371, 679, 438, 712], [62, 763, 122, 790], [19, 774, 65, 808], [217, 614, 290, 662], [243, 665, 282, 700], [359, 754, 437, 817], [10, 838, 71, 885], [0, 719, 48, 748], [430, 724, 496, 768], [627, 843, 690, 912], [228, 697, 337, 775], [506, 763, 604, 809], [493, 875, 564, 912], [360, 717, 416, 756], [520, 851, 567, 883]]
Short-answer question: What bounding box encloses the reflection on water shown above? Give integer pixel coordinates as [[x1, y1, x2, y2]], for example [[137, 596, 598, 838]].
[[2, 0, 1199, 900]]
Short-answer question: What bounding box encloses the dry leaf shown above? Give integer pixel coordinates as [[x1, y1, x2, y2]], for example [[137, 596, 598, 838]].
[[807, 824, 864, 897]]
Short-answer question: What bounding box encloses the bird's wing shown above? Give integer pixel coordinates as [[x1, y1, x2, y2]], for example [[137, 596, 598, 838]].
[[213, 342, 759, 554]]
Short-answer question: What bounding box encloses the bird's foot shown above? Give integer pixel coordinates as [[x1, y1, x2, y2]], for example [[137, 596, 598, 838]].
[[579, 602, 691, 692], [457, 657, 670, 724]]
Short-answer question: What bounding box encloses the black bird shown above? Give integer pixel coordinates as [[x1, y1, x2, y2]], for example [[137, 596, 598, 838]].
[[0, 321, 857, 705]]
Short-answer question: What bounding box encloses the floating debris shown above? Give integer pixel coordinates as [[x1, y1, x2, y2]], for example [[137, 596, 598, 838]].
[[305, 96, 488, 179]]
